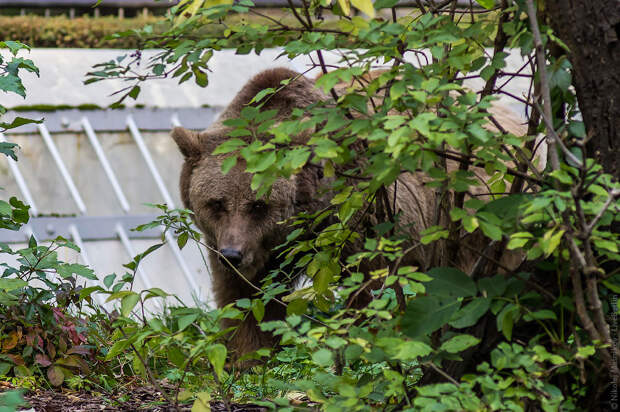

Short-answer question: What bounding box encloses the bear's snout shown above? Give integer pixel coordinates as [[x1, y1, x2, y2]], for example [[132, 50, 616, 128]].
[[219, 248, 243, 269]]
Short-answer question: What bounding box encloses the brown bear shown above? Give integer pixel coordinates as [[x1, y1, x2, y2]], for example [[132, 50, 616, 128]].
[[171, 69, 330, 357], [170, 67, 532, 358]]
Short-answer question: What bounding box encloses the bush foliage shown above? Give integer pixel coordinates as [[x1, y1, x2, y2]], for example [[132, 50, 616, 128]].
[[0, 16, 163, 48], [2, 0, 620, 410]]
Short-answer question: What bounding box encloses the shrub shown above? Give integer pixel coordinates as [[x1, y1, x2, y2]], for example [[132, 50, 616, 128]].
[[86, 0, 620, 409], [0, 16, 165, 48]]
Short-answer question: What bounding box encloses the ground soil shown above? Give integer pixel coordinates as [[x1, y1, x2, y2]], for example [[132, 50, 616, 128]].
[[1, 381, 267, 412]]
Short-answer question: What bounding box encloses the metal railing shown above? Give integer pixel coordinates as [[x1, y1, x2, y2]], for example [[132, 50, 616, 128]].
[[0, 110, 211, 303]]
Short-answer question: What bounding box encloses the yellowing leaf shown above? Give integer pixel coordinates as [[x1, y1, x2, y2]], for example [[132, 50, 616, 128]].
[[351, 0, 375, 17], [542, 228, 565, 257], [47, 365, 64, 386], [2, 331, 20, 351], [191, 391, 211, 412], [338, 0, 351, 16], [206, 0, 232, 6]]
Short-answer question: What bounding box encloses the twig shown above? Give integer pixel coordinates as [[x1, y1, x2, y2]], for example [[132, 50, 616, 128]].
[[533, 102, 583, 167], [525, 0, 561, 172], [286, 0, 310, 29], [424, 362, 459, 385], [480, 0, 509, 99], [426, 147, 543, 185], [316, 50, 343, 106], [584, 188, 620, 236]]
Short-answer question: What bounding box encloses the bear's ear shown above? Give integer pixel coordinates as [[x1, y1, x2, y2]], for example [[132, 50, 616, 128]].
[[171, 127, 201, 158]]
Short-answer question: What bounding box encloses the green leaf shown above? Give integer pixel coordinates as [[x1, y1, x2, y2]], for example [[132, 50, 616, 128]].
[[286, 298, 308, 315], [167, 347, 186, 368], [402, 296, 461, 338], [313, 266, 333, 293], [373, 0, 398, 9], [507, 232, 533, 250], [212, 138, 246, 155], [178, 313, 199, 331], [0, 116, 43, 131], [0, 74, 25, 97], [144, 287, 169, 300], [220, 156, 237, 174], [576, 345, 596, 360], [479, 221, 503, 241], [394, 340, 433, 360], [0, 278, 27, 291], [1, 40, 30, 55], [236, 298, 251, 309], [420, 225, 449, 245], [194, 69, 208, 87], [177, 232, 189, 249], [602, 280, 620, 294], [128, 85, 140, 100], [246, 151, 276, 173], [390, 81, 406, 100], [103, 274, 116, 289], [462, 216, 479, 232], [0, 142, 19, 160], [105, 339, 131, 360], [497, 304, 519, 340], [106, 290, 134, 302], [426, 267, 477, 298], [56, 263, 96, 280], [152, 64, 165, 76], [312, 348, 333, 367], [250, 87, 275, 104], [251, 299, 265, 322], [478, 274, 507, 298], [524, 309, 557, 321], [449, 298, 490, 328], [449, 208, 467, 221], [0, 388, 26, 410], [78, 286, 104, 299], [440, 334, 481, 353], [325, 336, 348, 349], [207, 344, 227, 378], [120, 292, 140, 317]]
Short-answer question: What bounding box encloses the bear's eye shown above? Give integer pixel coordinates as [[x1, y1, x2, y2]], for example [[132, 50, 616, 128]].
[[206, 199, 225, 213], [250, 200, 268, 215]]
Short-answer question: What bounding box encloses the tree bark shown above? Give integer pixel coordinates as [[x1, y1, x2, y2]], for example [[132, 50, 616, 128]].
[[545, 0, 620, 179]]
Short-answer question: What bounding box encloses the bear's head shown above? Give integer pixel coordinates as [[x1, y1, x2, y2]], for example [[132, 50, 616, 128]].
[[171, 68, 327, 281]]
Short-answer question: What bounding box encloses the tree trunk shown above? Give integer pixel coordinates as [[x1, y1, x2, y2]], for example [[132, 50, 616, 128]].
[[545, 0, 620, 179]]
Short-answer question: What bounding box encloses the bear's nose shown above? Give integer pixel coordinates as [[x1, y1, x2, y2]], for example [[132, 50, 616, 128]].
[[219, 248, 243, 268]]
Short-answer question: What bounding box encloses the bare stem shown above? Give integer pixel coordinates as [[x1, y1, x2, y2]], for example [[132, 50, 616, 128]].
[[585, 188, 620, 236], [525, 0, 561, 172]]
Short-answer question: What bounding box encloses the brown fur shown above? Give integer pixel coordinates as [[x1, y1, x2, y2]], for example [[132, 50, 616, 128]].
[[171, 67, 532, 358]]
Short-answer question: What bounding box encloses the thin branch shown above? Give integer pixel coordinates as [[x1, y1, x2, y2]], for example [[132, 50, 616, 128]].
[[533, 102, 584, 167], [286, 0, 310, 29], [414, 0, 427, 14], [525, 0, 561, 172], [584, 188, 620, 236], [316, 50, 342, 104], [424, 362, 460, 385], [427, 147, 543, 185]]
